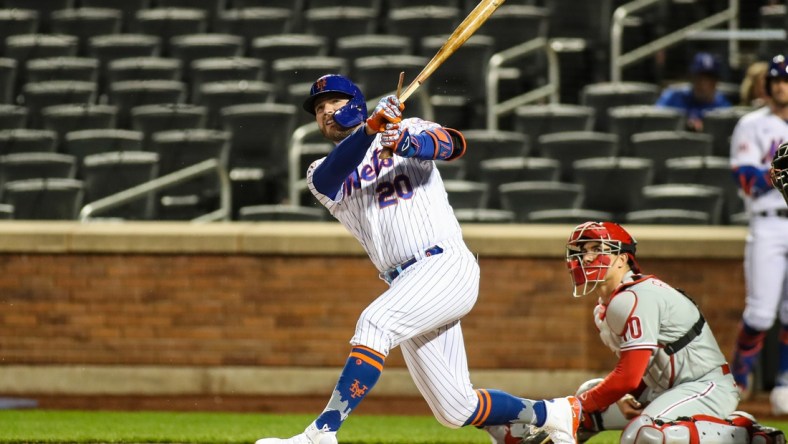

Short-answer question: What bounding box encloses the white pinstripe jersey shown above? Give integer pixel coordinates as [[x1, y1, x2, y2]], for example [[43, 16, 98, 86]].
[[730, 106, 788, 213], [306, 118, 463, 272], [604, 272, 727, 394]]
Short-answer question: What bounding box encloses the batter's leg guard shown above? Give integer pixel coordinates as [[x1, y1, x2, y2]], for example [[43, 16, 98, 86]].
[[484, 424, 538, 444]]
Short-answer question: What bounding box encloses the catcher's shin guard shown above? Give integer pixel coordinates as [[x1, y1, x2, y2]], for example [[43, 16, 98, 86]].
[[621, 414, 760, 444]]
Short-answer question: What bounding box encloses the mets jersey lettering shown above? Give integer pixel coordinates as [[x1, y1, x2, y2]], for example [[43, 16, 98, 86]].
[[344, 149, 394, 198], [307, 117, 463, 271]]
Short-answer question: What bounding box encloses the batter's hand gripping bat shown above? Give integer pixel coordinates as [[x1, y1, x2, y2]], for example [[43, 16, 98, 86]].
[[379, 0, 507, 159]]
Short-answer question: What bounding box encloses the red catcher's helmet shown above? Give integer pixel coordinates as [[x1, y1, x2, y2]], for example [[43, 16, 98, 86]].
[[566, 221, 640, 297]]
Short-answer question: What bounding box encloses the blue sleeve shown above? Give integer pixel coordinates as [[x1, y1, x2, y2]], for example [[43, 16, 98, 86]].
[[732, 165, 772, 197], [655, 88, 688, 109], [715, 93, 732, 107], [312, 128, 376, 197], [655, 89, 676, 107]]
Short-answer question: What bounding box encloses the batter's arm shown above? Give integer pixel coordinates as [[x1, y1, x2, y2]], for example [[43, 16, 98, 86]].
[[312, 126, 377, 198]]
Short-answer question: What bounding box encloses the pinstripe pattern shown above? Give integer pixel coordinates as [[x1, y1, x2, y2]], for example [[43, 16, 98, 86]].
[[307, 118, 462, 272], [306, 119, 487, 427]]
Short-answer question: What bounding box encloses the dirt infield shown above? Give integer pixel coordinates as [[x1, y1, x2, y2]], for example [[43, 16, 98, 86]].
[[32, 393, 778, 421]]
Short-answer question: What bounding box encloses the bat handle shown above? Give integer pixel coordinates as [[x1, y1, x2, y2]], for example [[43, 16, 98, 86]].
[[379, 72, 406, 160]]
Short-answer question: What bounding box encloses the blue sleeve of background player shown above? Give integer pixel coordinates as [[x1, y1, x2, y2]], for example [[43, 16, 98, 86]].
[[312, 127, 376, 198], [733, 165, 772, 197]]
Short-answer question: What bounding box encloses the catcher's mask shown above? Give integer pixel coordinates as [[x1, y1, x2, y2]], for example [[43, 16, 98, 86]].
[[566, 221, 640, 297]]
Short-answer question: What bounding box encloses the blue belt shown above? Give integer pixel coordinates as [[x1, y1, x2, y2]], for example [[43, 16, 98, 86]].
[[380, 245, 444, 284]]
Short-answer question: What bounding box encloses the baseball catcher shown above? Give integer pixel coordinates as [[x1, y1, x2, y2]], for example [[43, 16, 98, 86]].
[[493, 222, 786, 444]]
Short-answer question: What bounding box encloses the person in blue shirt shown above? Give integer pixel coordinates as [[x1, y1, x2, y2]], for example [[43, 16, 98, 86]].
[[656, 52, 732, 131]]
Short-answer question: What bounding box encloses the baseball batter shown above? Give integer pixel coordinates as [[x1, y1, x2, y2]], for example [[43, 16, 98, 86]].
[[730, 54, 788, 415], [558, 222, 775, 444], [254, 74, 580, 444]]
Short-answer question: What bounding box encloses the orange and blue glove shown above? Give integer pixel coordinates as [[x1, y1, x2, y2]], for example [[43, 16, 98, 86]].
[[366, 95, 404, 133]]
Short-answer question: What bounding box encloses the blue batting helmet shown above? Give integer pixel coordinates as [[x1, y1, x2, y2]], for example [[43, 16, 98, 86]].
[[766, 54, 788, 97], [303, 74, 367, 128]]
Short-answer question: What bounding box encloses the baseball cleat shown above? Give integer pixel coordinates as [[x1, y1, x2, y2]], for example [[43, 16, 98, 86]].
[[520, 427, 550, 444], [484, 424, 540, 444], [484, 424, 519, 444], [541, 396, 581, 444], [255, 423, 337, 444]]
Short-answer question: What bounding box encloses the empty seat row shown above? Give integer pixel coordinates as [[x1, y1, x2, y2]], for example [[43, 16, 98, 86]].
[[0, 4, 548, 55], [340, 127, 732, 185], [0, 31, 494, 102], [0, 153, 743, 224], [438, 163, 736, 226]]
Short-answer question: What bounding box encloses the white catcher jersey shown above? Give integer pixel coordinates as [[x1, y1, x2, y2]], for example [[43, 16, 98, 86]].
[[604, 272, 727, 394], [307, 118, 463, 272], [730, 106, 788, 213]]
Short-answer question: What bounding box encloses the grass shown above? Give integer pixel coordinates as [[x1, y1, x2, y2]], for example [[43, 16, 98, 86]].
[[0, 410, 785, 444]]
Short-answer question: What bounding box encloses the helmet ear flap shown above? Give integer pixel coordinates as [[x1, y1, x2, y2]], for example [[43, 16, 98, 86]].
[[333, 93, 367, 128]]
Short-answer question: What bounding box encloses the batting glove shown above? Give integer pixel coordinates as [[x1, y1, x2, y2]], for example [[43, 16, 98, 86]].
[[385, 125, 419, 158], [366, 95, 404, 133]]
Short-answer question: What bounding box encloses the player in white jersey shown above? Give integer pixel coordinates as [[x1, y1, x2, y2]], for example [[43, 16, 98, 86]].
[[730, 54, 788, 415], [510, 221, 783, 444], [254, 74, 581, 444]]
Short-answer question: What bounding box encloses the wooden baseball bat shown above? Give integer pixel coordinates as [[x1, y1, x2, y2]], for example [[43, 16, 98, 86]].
[[380, 0, 506, 159]]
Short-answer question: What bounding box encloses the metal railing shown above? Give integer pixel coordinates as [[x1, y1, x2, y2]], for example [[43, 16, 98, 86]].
[[486, 37, 560, 130], [80, 158, 231, 222], [288, 121, 320, 205], [610, 0, 739, 82]]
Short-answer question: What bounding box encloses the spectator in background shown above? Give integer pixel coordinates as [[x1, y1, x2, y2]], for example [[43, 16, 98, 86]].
[[740, 61, 769, 108], [656, 52, 731, 131]]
